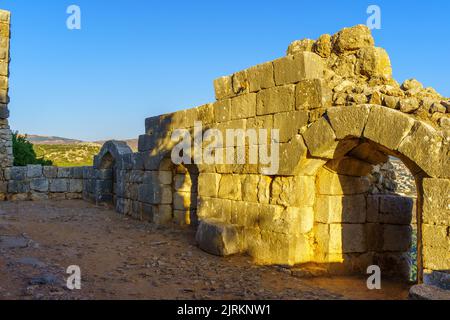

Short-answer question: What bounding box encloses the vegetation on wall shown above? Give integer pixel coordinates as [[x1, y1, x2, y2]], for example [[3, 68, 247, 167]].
[[12, 132, 53, 166]]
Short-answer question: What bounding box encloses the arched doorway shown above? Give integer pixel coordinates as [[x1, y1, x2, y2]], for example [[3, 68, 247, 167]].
[[93, 140, 133, 207]]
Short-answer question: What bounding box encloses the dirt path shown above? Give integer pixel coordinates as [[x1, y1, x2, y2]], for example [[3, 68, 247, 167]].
[[0, 200, 410, 300]]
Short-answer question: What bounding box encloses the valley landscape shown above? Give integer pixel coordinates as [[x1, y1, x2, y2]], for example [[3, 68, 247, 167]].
[[28, 135, 137, 167]]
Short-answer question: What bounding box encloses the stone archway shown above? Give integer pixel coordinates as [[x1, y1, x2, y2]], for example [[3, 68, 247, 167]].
[[300, 104, 449, 283], [93, 140, 133, 206]]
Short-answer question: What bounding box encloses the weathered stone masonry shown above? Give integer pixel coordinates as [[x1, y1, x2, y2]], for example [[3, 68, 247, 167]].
[[0, 9, 448, 289]]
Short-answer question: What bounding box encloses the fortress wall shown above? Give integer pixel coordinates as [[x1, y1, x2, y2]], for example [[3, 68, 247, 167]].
[[2, 165, 84, 200], [0, 10, 13, 188], [0, 11, 448, 286]]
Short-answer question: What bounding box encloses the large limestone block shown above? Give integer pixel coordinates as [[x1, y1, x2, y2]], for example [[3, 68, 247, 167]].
[[198, 173, 220, 198], [196, 103, 214, 125], [214, 76, 234, 100], [423, 246, 450, 271], [398, 121, 448, 178], [276, 135, 309, 175], [422, 178, 450, 226], [230, 93, 257, 120], [273, 52, 324, 86], [348, 142, 388, 165], [302, 118, 336, 158], [153, 205, 173, 225], [383, 225, 412, 252], [328, 224, 367, 254], [364, 106, 415, 150], [356, 47, 392, 80], [247, 62, 275, 92], [258, 204, 312, 235], [197, 197, 232, 222], [218, 174, 242, 201], [316, 168, 371, 195], [331, 25, 374, 54], [256, 84, 295, 116], [327, 105, 371, 139], [270, 175, 315, 207], [302, 119, 358, 159], [249, 231, 312, 265], [196, 219, 243, 256], [241, 175, 260, 202], [273, 110, 308, 143], [232, 69, 249, 95], [315, 194, 366, 223], [213, 99, 232, 123], [295, 79, 331, 110], [324, 156, 374, 177], [422, 224, 450, 250], [379, 195, 414, 225], [26, 165, 43, 178], [49, 179, 69, 193]]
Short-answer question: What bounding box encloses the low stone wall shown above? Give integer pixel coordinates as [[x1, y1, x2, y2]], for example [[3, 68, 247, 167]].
[[1, 165, 84, 201]]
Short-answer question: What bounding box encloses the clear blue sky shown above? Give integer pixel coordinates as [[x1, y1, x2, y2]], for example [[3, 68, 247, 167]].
[[2, 0, 449, 141]]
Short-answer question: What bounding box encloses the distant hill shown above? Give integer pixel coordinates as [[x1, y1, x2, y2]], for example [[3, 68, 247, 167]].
[[27, 135, 84, 145], [25, 135, 138, 167], [26, 135, 138, 151]]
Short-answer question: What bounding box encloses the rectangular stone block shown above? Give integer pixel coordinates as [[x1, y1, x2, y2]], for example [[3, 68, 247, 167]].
[[256, 84, 295, 116], [214, 76, 234, 100], [198, 173, 220, 198], [230, 93, 256, 120], [57, 167, 71, 178], [422, 178, 450, 226], [317, 169, 371, 195], [273, 110, 308, 143], [422, 224, 449, 249], [247, 62, 275, 92], [27, 165, 43, 178], [69, 179, 83, 193], [8, 180, 30, 193], [331, 224, 367, 253], [379, 195, 413, 225], [364, 105, 415, 150], [30, 178, 49, 192], [153, 205, 173, 225], [383, 225, 412, 252], [0, 103, 9, 119], [7, 166, 26, 180], [241, 175, 260, 202], [218, 174, 242, 201], [197, 197, 232, 222], [273, 52, 324, 86], [327, 105, 371, 139], [315, 194, 366, 223], [296, 79, 331, 110], [213, 99, 232, 123], [158, 171, 172, 185], [49, 179, 69, 193]]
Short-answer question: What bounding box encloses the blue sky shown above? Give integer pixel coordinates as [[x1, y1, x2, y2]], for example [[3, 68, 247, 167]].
[[2, 0, 449, 141]]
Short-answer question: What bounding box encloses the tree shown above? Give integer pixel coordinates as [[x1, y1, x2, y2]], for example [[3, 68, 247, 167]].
[[12, 132, 53, 166]]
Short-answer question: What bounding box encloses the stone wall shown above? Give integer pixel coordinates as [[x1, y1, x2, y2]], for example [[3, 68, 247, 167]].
[[0, 9, 448, 288], [0, 10, 13, 185], [2, 165, 84, 201]]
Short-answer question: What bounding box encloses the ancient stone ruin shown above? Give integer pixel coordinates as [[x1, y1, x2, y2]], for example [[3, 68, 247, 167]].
[[0, 9, 448, 293]]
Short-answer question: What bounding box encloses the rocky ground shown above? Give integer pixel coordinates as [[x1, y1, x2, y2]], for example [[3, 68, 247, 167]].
[[0, 200, 411, 300]]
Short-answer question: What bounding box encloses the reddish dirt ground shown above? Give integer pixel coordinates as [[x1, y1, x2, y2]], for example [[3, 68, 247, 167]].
[[0, 200, 411, 300]]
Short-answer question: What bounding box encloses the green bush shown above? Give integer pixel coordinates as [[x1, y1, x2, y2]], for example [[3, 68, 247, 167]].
[[12, 132, 53, 166]]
